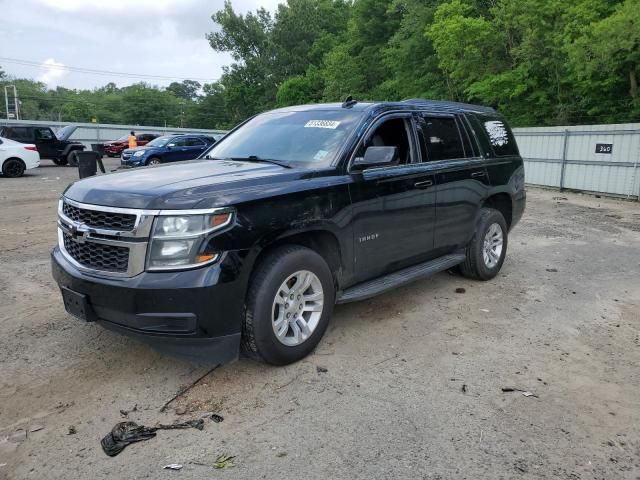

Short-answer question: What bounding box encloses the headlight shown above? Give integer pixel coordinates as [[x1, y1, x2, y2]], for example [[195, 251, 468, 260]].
[[133, 150, 145, 157], [146, 210, 233, 271]]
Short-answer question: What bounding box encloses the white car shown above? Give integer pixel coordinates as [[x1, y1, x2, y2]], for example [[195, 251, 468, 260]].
[[0, 136, 40, 177]]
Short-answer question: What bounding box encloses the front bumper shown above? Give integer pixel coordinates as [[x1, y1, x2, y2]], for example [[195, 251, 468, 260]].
[[51, 246, 247, 364]]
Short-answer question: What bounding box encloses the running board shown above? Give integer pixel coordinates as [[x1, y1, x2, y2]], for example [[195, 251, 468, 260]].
[[336, 253, 466, 304]]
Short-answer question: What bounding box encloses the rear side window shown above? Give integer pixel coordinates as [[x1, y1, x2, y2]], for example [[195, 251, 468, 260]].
[[186, 137, 205, 146], [10, 127, 31, 141], [472, 114, 519, 157], [170, 137, 188, 147], [420, 116, 466, 161]]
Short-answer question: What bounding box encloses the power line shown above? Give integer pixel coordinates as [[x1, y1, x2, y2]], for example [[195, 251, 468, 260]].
[[0, 57, 221, 83]]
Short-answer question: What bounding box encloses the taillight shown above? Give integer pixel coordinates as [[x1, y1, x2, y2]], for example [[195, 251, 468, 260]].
[[24, 145, 37, 151]]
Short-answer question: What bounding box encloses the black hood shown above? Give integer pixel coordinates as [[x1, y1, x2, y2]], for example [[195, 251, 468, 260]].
[[63, 160, 333, 210]]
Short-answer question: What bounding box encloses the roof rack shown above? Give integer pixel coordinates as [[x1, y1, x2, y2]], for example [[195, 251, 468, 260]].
[[342, 96, 358, 108]]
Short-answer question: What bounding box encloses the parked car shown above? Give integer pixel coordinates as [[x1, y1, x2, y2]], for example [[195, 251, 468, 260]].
[[104, 133, 160, 157], [120, 134, 215, 167], [52, 99, 525, 366], [0, 136, 40, 177], [0, 125, 84, 165]]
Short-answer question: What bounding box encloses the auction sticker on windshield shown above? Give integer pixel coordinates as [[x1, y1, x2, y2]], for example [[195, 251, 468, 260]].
[[304, 120, 341, 129]]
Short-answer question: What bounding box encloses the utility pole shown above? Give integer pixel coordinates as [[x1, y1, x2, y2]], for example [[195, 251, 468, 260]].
[[4, 85, 19, 120]]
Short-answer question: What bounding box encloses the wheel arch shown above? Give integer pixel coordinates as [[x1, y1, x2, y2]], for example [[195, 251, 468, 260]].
[[247, 228, 344, 292], [2, 156, 26, 171], [481, 191, 514, 229]]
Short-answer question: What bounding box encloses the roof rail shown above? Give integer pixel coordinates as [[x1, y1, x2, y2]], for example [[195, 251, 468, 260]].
[[401, 98, 496, 113]]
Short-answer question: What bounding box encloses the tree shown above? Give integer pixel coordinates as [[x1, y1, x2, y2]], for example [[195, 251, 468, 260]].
[[166, 80, 202, 101]]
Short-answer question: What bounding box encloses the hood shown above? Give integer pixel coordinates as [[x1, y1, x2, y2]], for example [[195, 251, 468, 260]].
[[123, 146, 152, 153], [63, 160, 332, 210], [55, 125, 78, 141]]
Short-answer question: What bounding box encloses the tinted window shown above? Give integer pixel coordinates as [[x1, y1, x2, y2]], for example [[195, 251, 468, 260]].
[[147, 136, 171, 147], [420, 116, 465, 161], [170, 137, 188, 147], [11, 127, 31, 141], [186, 137, 205, 147], [477, 115, 519, 156], [35, 128, 53, 140]]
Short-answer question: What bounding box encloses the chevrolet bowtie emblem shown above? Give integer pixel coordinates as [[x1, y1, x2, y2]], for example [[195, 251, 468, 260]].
[[70, 224, 89, 244]]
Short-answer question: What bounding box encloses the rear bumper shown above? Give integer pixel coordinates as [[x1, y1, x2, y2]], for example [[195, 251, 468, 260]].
[[51, 246, 248, 364]]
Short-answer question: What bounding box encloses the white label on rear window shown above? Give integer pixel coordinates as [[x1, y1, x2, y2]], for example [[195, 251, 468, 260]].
[[484, 120, 509, 147], [304, 120, 340, 129]]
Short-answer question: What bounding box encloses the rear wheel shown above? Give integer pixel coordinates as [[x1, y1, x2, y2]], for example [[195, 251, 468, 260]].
[[2, 158, 25, 178], [242, 245, 335, 365], [459, 207, 508, 281]]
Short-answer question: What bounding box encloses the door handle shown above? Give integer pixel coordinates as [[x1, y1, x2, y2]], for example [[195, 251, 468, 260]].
[[414, 179, 433, 188], [471, 171, 486, 178]]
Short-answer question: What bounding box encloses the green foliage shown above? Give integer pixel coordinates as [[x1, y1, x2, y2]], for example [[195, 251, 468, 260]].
[[1, 1, 637, 128]]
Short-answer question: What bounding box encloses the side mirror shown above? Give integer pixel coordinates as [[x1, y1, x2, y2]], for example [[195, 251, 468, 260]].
[[352, 146, 399, 170]]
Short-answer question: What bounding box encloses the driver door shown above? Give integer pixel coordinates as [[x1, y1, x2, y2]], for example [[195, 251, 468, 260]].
[[348, 113, 437, 283]]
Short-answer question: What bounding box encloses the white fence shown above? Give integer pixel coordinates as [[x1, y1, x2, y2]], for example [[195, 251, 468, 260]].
[[0, 119, 226, 149], [513, 123, 640, 200]]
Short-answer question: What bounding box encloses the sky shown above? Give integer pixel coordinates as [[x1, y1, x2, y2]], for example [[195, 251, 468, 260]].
[[0, 0, 281, 90]]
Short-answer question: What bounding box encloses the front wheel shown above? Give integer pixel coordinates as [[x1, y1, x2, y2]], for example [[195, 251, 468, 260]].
[[242, 245, 335, 365], [459, 207, 508, 281], [147, 157, 161, 166]]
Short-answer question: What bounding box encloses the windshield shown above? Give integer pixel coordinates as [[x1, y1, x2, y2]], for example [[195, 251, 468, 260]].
[[146, 135, 171, 147], [207, 110, 362, 166]]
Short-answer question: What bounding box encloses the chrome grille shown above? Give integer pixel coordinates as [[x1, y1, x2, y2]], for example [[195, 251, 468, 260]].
[[62, 232, 129, 273], [62, 202, 136, 231]]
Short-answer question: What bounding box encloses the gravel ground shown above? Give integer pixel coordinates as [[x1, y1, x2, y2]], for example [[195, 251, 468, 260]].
[[0, 158, 639, 480]]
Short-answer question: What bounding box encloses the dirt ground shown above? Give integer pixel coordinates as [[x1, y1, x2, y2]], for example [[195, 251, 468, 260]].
[[0, 158, 639, 480]]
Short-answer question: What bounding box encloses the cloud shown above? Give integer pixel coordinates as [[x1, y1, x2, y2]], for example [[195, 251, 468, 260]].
[[2, 0, 283, 89], [37, 58, 68, 87]]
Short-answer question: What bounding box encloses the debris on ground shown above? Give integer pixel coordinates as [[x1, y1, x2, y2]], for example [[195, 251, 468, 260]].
[[455, 287, 466, 294], [546, 268, 558, 272], [163, 464, 183, 470], [553, 196, 568, 201], [480, 308, 490, 313], [276, 451, 287, 457], [119, 404, 137, 417], [29, 425, 44, 433], [210, 414, 224, 423], [461, 384, 467, 393], [101, 419, 205, 457], [212, 454, 236, 469], [160, 365, 219, 413], [8, 430, 26, 443], [67, 425, 77, 435], [501, 387, 539, 398], [316, 366, 328, 373], [175, 406, 187, 415]]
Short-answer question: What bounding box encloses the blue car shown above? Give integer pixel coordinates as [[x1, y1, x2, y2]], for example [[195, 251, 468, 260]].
[[121, 134, 217, 167]]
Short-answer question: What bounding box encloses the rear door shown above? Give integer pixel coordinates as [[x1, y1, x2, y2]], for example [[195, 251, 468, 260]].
[[348, 112, 437, 283], [417, 113, 490, 254], [164, 137, 188, 162], [183, 136, 208, 159], [34, 127, 57, 158]]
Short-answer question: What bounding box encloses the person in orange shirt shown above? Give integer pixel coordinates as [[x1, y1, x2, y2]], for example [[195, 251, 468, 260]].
[[128, 131, 137, 149]]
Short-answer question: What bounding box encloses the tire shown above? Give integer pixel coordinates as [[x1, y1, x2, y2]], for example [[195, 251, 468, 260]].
[[52, 158, 65, 166], [459, 207, 508, 281], [2, 158, 25, 178], [242, 245, 335, 365], [148, 157, 161, 166], [67, 151, 79, 167]]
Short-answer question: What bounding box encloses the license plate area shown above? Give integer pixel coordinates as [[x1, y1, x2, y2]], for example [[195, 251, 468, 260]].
[[61, 287, 95, 322]]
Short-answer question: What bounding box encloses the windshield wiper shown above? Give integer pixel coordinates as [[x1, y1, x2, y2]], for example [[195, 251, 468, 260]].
[[228, 155, 292, 169]]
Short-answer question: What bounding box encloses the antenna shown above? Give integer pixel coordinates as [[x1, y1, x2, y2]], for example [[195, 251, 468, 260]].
[[342, 96, 357, 108]]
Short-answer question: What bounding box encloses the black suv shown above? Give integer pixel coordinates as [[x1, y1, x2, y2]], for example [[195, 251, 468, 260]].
[[51, 99, 525, 366], [0, 125, 85, 165]]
